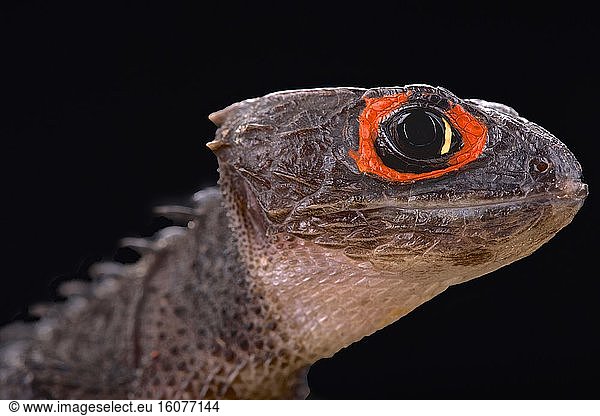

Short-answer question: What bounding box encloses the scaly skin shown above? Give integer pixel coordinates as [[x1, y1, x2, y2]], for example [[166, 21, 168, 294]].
[[0, 85, 587, 399]]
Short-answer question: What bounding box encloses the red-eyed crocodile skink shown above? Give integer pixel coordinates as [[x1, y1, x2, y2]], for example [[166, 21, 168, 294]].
[[0, 85, 588, 399]]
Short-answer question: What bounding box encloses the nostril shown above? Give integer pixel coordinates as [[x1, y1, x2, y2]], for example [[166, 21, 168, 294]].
[[530, 157, 551, 174]]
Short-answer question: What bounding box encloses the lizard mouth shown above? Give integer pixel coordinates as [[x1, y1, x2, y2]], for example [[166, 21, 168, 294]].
[[502, 179, 588, 211], [466, 179, 588, 210], [278, 179, 588, 229], [550, 179, 588, 201], [391, 179, 588, 211]]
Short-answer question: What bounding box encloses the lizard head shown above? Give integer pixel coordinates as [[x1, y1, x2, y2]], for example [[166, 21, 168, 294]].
[[208, 85, 587, 356]]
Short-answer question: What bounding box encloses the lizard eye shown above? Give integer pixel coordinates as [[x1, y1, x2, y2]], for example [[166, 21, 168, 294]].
[[349, 91, 488, 182], [375, 108, 462, 174]]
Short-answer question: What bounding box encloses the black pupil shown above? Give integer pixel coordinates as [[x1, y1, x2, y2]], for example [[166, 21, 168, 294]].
[[391, 109, 446, 160], [403, 111, 439, 147]]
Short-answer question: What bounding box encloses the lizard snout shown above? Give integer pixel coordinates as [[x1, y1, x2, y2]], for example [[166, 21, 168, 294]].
[[529, 151, 587, 203]]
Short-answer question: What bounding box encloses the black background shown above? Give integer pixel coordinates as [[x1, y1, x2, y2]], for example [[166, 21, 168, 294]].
[[1, 2, 598, 398]]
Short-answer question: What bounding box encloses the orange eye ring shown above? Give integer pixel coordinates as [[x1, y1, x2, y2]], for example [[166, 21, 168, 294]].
[[349, 92, 487, 182]]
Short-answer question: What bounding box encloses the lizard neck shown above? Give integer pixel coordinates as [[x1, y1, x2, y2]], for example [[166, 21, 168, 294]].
[[242, 231, 447, 360], [133, 189, 310, 399], [221, 171, 448, 363], [255, 234, 446, 361]]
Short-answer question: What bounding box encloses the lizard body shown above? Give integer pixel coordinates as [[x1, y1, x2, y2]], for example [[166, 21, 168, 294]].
[[0, 85, 587, 399]]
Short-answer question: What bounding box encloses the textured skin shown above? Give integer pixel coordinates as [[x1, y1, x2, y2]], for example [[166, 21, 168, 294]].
[[0, 85, 587, 399], [0, 190, 306, 399]]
